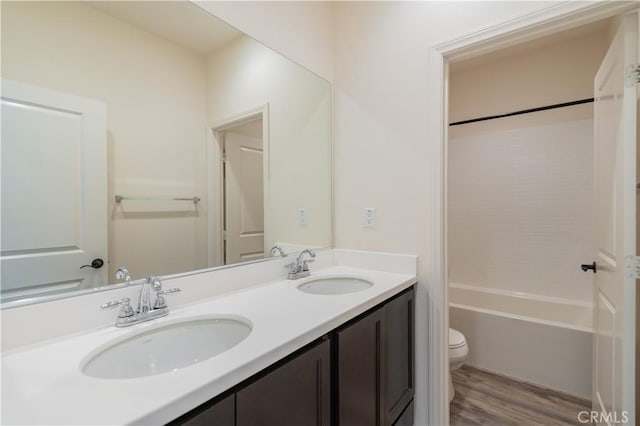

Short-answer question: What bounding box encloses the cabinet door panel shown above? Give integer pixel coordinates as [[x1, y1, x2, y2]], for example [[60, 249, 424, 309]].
[[236, 339, 330, 426], [337, 308, 384, 426], [173, 394, 234, 426], [384, 289, 415, 425]]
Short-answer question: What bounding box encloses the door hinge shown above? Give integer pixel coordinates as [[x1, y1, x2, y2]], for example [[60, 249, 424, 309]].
[[626, 255, 640, 279], [625, 63, 640, 87], [222, 153, 228, 163], [222, 230, 227, 241]]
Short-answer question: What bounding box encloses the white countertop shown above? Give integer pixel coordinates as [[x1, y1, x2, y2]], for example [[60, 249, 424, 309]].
[[2, 263, 416, 425]]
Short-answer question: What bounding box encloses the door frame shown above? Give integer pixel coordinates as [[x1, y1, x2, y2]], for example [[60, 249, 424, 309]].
[[426, 2, 638, 425], [207, 104, 270, 267]]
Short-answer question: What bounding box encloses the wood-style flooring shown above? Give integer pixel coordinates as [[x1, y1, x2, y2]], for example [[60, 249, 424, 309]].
[[450, 366, 591, 426]]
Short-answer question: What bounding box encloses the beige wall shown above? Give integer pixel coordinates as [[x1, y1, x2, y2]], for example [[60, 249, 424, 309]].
[[331, 2, 564, 424], [1, 1, 209, 280], [207, 35, 332, 252], [195, 1, 334, 81]]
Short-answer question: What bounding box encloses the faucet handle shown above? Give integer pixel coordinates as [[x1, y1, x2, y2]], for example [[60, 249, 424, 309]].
[[157, 288, 181, 295], [100, 298, 135, 318], [153, 288, 181, 309], [150, 276, 162, 292], [284, 262, 297, 271]]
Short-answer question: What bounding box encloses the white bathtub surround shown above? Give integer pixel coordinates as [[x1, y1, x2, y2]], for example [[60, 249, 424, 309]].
[[1, 249, 416, 425], [450, 283, 592, 332], [448, 119, 595, 304], [449, 283, 592, 399]]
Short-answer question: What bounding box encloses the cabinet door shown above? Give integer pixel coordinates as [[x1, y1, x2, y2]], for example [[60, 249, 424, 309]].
[[172, 393, 234, 426], [384, 288, 415, 425], [236, 339, 331, 426], [337, 308, 384, 426]]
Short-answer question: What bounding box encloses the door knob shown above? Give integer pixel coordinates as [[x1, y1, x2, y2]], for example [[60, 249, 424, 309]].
[[580, 262, 597, 273], [81, 258, 104, 269]]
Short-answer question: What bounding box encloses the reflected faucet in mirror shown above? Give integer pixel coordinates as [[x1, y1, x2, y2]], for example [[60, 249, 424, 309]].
[[270, 245, 287, 258], [115, 267, 131, 284]]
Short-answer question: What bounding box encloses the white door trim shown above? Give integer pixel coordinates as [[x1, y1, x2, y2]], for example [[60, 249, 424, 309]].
[[207, 104, 270, 267], [426, 2, 638, 425]]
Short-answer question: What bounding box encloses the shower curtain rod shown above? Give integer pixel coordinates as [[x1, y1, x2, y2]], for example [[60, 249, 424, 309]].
[[449, 98, 594, 127]]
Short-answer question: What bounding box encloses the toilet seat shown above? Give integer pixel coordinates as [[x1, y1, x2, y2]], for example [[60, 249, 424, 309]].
[[448, 328, 469, 402], [449, 328, 466, 349], [448, 328, 469, 366]]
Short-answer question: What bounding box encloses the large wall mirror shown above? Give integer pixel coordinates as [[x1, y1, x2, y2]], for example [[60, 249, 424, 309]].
[[0, 1, 332, 305]]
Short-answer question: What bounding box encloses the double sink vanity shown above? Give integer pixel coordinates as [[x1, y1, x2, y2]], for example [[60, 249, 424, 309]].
[[1, 249, 417, 425]]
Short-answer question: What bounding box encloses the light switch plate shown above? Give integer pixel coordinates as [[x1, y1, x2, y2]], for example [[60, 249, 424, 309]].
[[298, 208, 307, 225]]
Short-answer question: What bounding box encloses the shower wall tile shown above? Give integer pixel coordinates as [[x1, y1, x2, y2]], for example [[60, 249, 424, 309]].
[[448, 119, 594, 302]]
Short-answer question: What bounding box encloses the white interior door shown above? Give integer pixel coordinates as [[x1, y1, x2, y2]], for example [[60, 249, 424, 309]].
[[591, 12, 638, 425], [1, 79, 107, 300], [223, 125, 264, 264]]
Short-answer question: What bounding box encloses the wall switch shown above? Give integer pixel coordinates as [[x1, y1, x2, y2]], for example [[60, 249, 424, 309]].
[[298, 208, 308, 225], [364, 208, 375, 227]]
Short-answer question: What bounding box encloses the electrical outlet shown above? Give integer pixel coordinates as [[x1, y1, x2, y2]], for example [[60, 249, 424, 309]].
[[364, 208, 375, 227], [298, 208, 308, 225]]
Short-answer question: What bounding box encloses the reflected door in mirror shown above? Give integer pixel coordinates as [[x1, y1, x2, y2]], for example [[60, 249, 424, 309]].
[[1, 80, 108, 301], [223, 119, 265, 264]]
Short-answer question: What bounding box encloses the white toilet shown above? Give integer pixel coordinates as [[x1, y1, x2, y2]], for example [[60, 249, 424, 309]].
[[448, 328, 469, 401]]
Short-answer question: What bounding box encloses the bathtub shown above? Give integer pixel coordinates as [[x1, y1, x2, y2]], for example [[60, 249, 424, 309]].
[[449, 283, 593, 399]]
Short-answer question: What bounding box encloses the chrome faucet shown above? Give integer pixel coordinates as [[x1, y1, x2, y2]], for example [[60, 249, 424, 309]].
[[270, 245, 286, 257], [137, 277, 152, 314], [101, 276, 181, 327], [115, 267, 131, 284], [285, 249, 316, 280]]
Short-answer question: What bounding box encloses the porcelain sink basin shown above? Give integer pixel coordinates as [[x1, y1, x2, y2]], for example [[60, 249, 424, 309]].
[[297, 277, 373, 295], [81, 316, 252, 379]]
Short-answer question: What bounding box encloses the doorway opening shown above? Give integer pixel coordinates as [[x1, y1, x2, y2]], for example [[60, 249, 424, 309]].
[[443, 7, 637, 424], [447, 18, 612, 424]]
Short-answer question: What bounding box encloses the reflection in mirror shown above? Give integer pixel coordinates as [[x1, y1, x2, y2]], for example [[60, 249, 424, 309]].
[[0, 1, 332, 305]]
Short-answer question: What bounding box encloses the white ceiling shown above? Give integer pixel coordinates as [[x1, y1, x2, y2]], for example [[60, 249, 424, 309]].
[[87, 1, 243, 55]]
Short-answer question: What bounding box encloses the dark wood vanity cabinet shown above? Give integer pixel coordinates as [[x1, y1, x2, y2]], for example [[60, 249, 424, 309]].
[[335, 287, 415, 426], [336, 307, 384, 426], [236, 338, 331, 426], [383, 288, 415, 425], [178, 394, 235, 426], [170, 286, 414, 426]]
